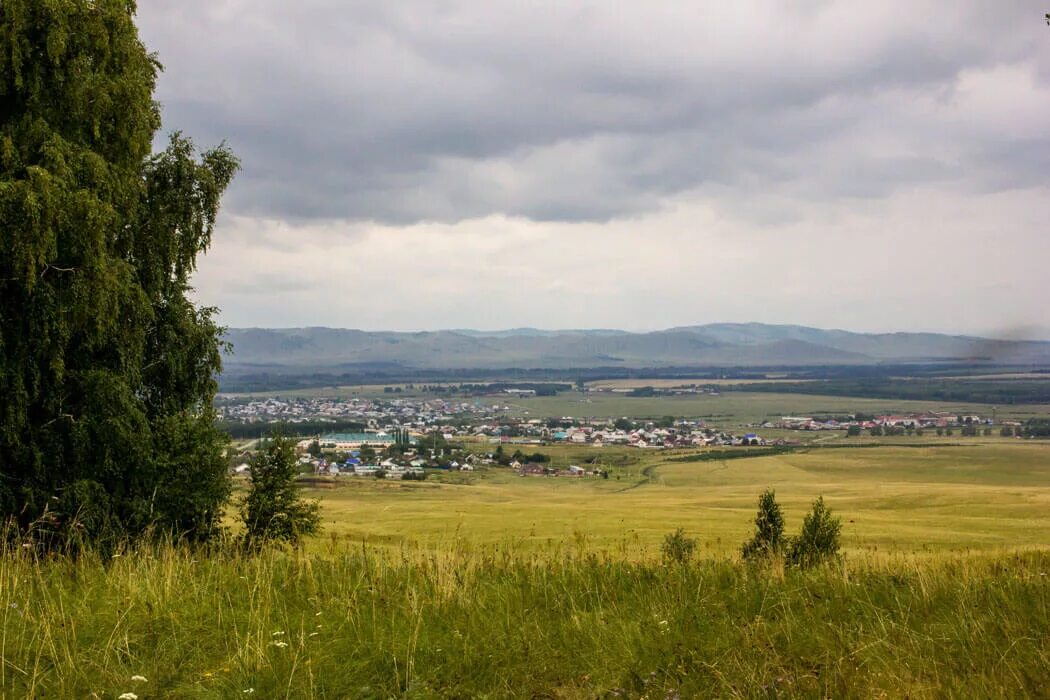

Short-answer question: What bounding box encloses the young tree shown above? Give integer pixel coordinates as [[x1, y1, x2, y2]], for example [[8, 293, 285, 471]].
[[661, 528, 697, 566], [240, 433, 320, 547], [741, 489, 786, 560], [0, 0, 237, 546], [788, 496, 842, 568]]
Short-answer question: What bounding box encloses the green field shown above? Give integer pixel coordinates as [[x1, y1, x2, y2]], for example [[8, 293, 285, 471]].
[[495, 391, 1050, 426]]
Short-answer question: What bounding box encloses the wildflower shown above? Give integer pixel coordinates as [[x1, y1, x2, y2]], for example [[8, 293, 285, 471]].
[[308, 632, 319, 637], [243, 689, 255, 695], [130, 675, 148, 682], [271, 631, 285, 637], [118, 693, 138, 700], [271, 641, 289, 648]]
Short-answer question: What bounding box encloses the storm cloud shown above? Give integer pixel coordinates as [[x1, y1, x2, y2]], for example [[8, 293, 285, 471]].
[[138, 1, 1050, 225]]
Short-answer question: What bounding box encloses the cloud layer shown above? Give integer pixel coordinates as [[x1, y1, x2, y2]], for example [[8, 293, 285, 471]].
[[136, 1, 1050, 334]]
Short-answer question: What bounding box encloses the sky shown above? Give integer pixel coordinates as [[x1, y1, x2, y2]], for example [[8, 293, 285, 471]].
[[135, 1, 1050, 337]]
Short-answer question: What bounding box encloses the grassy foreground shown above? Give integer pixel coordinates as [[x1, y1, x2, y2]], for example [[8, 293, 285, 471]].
[[3, 542, 1049, 698]]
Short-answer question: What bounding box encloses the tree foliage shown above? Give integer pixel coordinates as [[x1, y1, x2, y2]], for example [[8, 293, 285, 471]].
[[787, 496, 842, 568], [239, 433, 320, 548], [741, 489, 785, 560], [0, 0, 237, 547]]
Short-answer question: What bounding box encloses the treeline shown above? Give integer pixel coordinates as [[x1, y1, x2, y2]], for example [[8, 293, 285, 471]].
[[1023, 419, 1050, 438], [217, 420, 367, 440], [730, 378, 1050, 404]]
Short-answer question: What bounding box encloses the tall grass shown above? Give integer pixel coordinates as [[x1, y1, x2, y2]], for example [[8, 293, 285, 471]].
[[2, 538, 1048, 698]]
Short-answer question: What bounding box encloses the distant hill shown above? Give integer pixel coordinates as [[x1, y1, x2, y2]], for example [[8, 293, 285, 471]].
[[221, 324, 1050, 371]]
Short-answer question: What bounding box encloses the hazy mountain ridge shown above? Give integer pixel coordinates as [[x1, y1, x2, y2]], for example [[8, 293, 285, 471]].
[[222, 324, 1050, 370]]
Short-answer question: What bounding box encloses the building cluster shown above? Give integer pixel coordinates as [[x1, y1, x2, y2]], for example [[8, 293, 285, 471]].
[[762, 412, 989, 431], [217, 396, 508, 428]]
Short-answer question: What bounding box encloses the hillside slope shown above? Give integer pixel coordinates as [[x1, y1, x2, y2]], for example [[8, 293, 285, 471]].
[[221, 324, 1050, 370]]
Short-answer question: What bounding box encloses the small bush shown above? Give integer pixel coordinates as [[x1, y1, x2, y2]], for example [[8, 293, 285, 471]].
[[788, 496, 842, 568], [661, 528, 697, 565]]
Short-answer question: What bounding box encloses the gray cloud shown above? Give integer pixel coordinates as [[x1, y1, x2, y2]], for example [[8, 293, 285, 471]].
[[137, 1, 1050, 226]]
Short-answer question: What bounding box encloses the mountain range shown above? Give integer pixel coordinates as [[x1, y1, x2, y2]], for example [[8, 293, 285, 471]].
[[221, 323, 1050, 371]]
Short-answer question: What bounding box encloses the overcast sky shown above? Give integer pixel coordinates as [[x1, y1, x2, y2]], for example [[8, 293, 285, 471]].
[[136, 1, 1050, 337]]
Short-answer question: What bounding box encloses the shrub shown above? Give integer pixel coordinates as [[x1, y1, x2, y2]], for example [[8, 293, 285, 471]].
[[661, 528, 697, 565], [741, 489, 785, 560], [788, 496, 842, 568]]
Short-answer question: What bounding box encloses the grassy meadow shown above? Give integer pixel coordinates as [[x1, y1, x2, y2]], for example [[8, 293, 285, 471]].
[[5, 428, 1050, 696], [3, 540, 1049, 697]]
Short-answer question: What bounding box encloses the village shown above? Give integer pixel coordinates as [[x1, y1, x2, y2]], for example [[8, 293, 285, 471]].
[[227, 408, 1000, 481]]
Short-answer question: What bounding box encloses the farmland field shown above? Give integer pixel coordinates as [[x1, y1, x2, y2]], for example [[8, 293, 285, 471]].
[[492, 390, 1050, 426], [303, 440, 1050, 558]]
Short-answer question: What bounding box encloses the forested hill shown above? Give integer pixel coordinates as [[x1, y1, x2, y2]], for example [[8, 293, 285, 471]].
[[221, 323, 1050, 371]]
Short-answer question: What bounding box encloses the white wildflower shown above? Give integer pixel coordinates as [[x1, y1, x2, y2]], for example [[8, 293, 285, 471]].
[[118, 693, 138, 700], [271, 631, 285, 637], [271, 640, 288, 648], [243, 689, 255, 695], [130, 675, 148, 682]]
